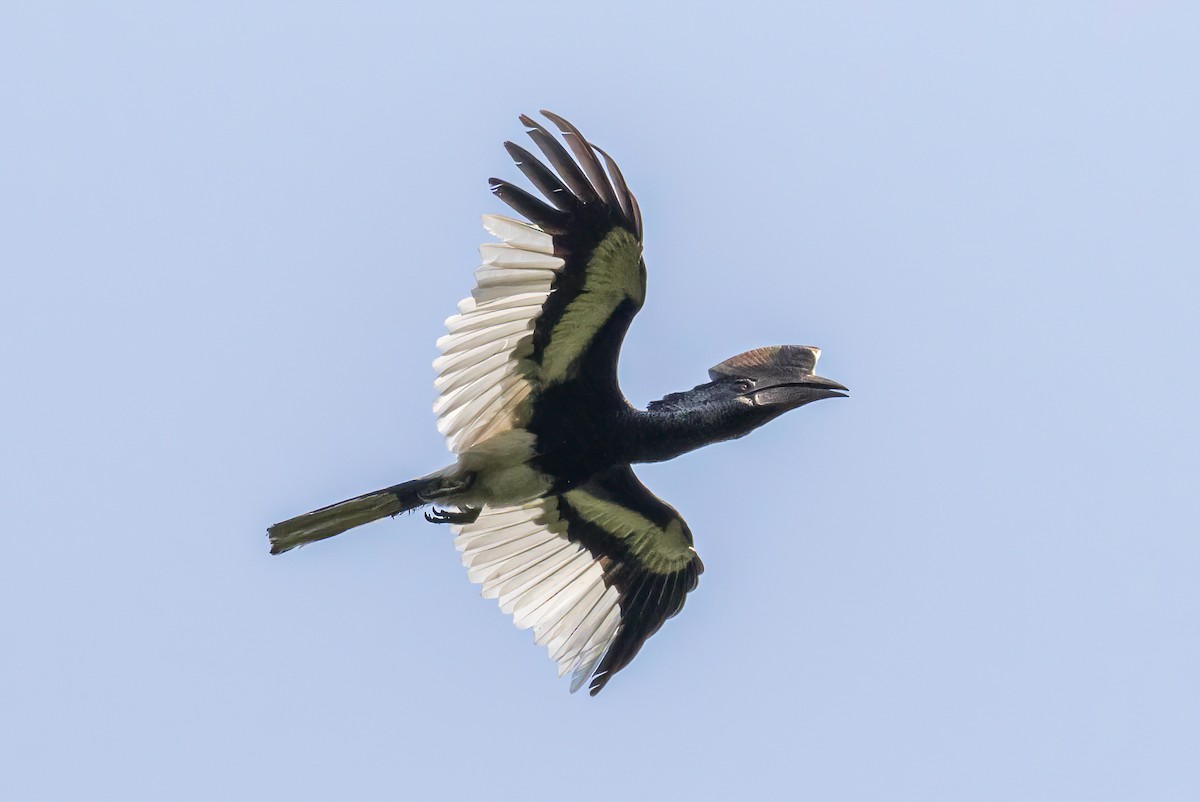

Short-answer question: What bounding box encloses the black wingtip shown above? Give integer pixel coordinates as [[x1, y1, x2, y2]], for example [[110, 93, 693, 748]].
[[505, 111, 643, 238]]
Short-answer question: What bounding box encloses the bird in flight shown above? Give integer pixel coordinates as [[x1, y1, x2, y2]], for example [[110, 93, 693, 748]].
[[269, 111, 848, 695]]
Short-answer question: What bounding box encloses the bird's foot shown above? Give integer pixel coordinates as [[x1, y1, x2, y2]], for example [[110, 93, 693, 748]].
[[424, 505, 481, 525]]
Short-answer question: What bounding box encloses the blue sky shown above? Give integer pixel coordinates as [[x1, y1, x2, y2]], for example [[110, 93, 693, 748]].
[[2, 2, 1197, 799]]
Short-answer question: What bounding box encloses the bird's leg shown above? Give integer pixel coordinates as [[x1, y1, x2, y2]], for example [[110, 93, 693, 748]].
[[424, 506, 481, 525], [418, 473, 473, 502], [419, 471, 478, 523]]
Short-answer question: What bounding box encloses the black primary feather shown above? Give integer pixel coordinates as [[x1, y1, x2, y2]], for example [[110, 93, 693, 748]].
[[519, 114, 600, 205], [503, 141, 576, 212]]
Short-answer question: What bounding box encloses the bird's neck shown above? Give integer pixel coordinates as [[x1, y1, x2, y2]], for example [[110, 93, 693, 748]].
[[616, 397, 746, 464]]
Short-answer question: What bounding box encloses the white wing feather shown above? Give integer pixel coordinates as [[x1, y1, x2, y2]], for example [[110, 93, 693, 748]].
[[453, 499, 622, 692], [434, 214, 562, 453]]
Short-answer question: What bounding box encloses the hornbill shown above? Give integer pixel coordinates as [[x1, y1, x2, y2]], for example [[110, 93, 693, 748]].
[[269, 111, 848, 695]]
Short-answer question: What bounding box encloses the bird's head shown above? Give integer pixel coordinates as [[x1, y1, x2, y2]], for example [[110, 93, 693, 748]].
[[704, 345, 848, 431], [640, 345, 848, 460], [648, 340, 844, 444]]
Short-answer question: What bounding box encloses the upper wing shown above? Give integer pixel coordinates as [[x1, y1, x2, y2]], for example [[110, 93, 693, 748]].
[[453, 464, 703, 695], [434, 112, 646, 453]]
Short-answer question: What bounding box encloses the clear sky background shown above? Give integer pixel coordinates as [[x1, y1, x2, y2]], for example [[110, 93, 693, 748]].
[[3, 2, 1197, 800]]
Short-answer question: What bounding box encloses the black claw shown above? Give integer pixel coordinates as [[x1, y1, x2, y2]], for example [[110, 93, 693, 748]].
[[424, 505, 481, 525]]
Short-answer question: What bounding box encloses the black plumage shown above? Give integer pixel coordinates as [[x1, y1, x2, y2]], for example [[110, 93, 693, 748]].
[[269, 111, 847, 695]]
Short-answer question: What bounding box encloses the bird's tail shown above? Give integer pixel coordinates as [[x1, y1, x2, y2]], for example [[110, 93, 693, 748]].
[[268, 470, 455, 555]]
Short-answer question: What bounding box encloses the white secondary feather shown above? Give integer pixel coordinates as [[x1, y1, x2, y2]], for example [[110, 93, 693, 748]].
[[466, 538, 567, 584], [479, 243, 563, 269], [471, 285, 542, 305], [436, 320, 534, 357], [444, 305, 535, 334], [473, 268, 558, 288], [434, 214, 560, 453], [433, 334, 528, 375], [434, 351, 512, 393], [453, 499, 624, 693], [486, 543, 577, 599], [509, 553, 596, 626], [482, 215, 557, 254], [436, 377, 523, 438]]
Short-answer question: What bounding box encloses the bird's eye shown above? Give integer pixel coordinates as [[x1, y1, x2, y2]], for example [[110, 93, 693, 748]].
[[735, 379, 754, 392]]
